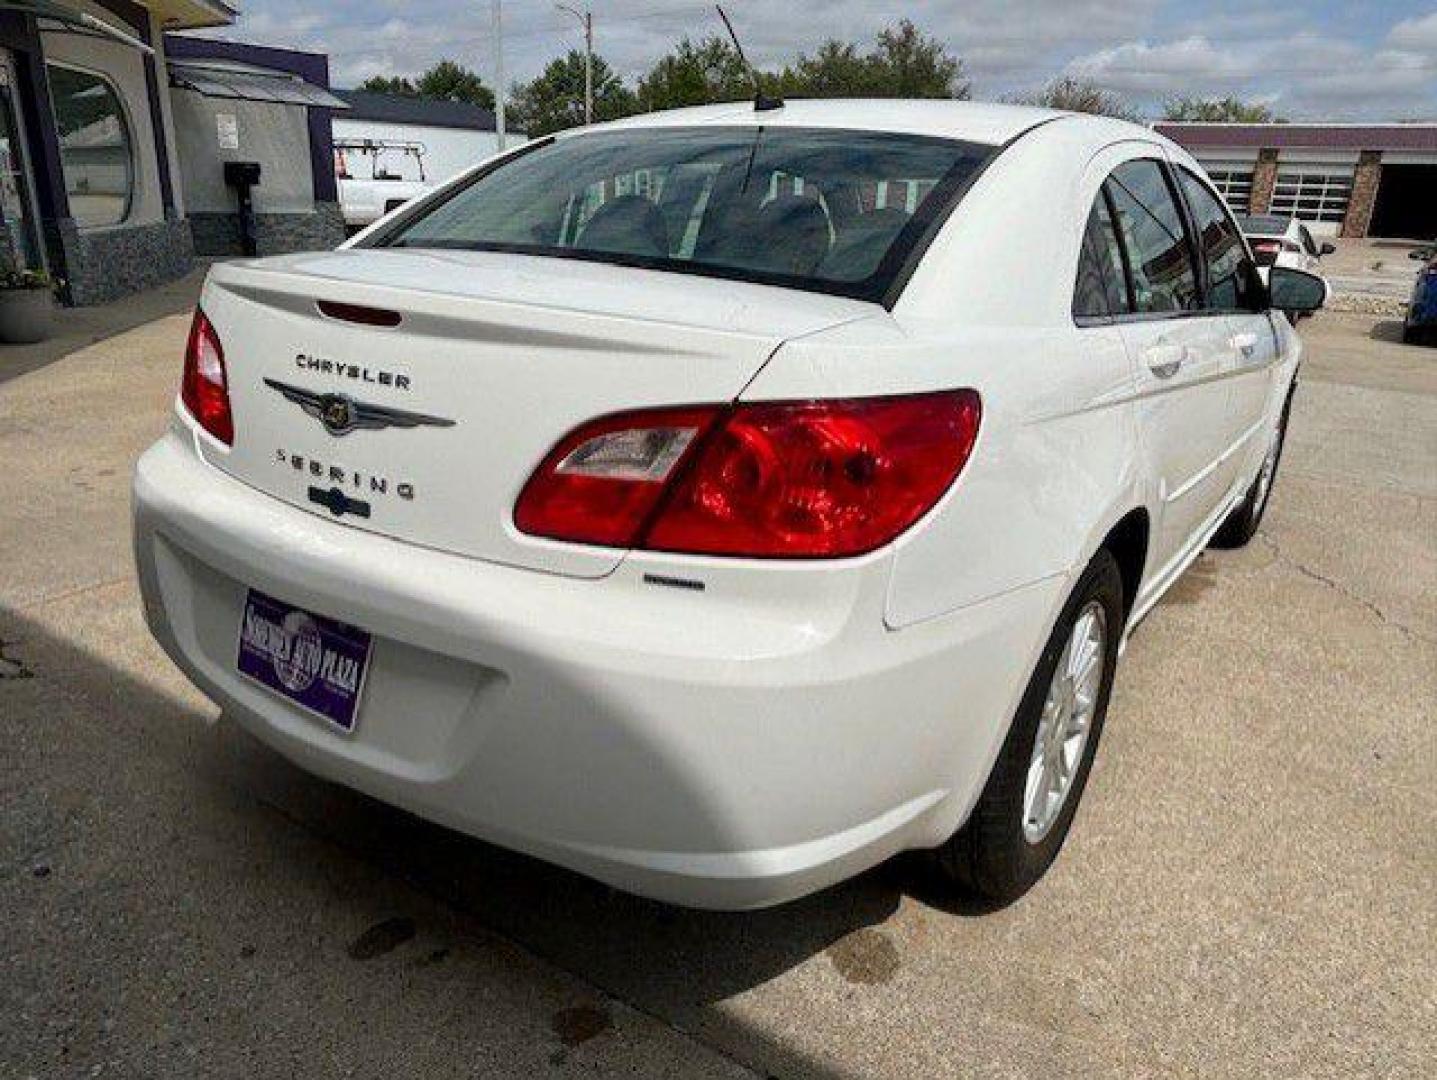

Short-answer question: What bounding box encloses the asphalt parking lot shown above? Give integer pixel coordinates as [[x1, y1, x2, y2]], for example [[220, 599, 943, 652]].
[[2, 306, 1433, 1078]]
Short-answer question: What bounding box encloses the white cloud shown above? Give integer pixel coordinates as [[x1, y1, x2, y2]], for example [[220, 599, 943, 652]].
[[1061, 23, 1437, 119], [1388, 10, 1437, 51], [1066, 36, 1249, 93]]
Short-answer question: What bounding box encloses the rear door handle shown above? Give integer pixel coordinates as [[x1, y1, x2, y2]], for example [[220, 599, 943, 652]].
[[1144, 342, 1186, 379], [1230, 331, 1259, 358]]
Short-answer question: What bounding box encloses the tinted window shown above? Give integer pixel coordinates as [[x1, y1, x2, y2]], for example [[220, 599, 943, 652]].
[[47, 64, 134, 228], [1104, 161, 1199, 314], [1177, 167, 1262, 312], [1073, 193, 1129, 319], [381, 127, 994, 301], [1236, 214, 1290, 236]]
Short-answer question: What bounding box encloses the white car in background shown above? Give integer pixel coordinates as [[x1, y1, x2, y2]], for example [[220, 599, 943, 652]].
[[133, 100, 1327, 910], [1236, 213, 1335, 278]]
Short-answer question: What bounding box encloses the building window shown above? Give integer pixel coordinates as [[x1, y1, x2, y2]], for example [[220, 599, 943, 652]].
[[47, 64, 135, 228], [1205, 169, 1254, 215], [1270, 169, 1353, 226]]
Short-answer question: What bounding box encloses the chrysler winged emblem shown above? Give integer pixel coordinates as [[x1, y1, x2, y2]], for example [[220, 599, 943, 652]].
[[263, 379, 455, 437]]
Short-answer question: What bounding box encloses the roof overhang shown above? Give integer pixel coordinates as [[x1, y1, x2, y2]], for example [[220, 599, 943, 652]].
[[146, 0, 237, 31], [7, 0, 153, 52], [5, 0, 235, 49], [170, 58, 348, 109]]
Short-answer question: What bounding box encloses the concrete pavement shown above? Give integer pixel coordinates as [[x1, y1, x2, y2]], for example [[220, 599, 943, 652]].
[[2, 308, 1433, 1078]]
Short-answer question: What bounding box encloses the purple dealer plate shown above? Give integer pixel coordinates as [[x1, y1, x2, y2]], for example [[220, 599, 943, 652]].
[[236, 589, 373, 732]]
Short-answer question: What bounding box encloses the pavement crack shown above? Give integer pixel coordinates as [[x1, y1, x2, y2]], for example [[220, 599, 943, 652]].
[[14, 576, 131, 615], [1256, 532, 1432, 646]]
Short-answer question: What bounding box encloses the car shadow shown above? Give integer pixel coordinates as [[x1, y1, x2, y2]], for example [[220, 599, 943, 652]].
[[1369, 319, 1407, 343], [216, 715, 910, 1013], [4, 604, 941, 1078]]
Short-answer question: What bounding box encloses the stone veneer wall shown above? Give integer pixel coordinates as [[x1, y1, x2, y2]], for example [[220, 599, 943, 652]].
[[1248, 148, 1280, 215], [1341, 151, 1383, 239], [56, 216, 194, 306], [188, 202, 347, 258]]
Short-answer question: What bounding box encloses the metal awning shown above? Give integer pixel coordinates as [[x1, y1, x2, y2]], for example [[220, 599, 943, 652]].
[[4, 0, 155, 55], [168, 60, 350, 109]]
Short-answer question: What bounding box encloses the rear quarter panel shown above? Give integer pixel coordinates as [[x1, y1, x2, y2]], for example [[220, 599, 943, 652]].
[[746, 125, 1151, 628], [746, 243, 1142, 630]]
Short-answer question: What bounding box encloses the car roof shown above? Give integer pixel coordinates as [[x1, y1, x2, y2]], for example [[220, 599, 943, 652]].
[[574, 98, 1136, 148]]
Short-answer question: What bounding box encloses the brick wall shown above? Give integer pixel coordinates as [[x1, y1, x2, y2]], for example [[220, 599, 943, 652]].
[[1341, 151, 1382, 238]]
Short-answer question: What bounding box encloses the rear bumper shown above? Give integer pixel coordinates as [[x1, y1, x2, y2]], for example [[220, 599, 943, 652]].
[[133, 429, 1061, 909]]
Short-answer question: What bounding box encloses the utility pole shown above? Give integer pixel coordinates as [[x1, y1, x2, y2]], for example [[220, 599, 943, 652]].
[[492, 0, 506, 150], [556, 4, 593, 126]]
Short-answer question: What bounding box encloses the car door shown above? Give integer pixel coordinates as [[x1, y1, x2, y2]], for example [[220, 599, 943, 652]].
[[1172, 165, 1282, 488], [1102, 157, 1237, 571]]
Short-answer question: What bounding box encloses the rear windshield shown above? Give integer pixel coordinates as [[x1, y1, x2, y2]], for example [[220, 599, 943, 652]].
[[377, 126, 994, 302], [1235, 214, 1290, 236]]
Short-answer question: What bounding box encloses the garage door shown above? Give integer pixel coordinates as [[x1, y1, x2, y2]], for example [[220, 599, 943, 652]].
[[1206, 167, 1254, 215], [1270, 168, 1353, 234]]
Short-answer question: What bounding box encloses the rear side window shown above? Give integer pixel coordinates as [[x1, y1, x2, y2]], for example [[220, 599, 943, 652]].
[[378, 126, 994, 302], [1176, 167, 1262, 312], [1103, 160, 1200, 314], [1073, 194, 1130, 319]]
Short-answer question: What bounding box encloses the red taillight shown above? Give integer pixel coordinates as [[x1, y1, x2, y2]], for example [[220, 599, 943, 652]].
[[180, 307, 233, 445], [515, 391, 981, 559], [514, 406, 722, 547], [1252, 240, 1280, 253]]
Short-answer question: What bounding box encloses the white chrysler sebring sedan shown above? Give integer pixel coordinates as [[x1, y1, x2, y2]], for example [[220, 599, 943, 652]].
[[133, 100, 1325, 909]]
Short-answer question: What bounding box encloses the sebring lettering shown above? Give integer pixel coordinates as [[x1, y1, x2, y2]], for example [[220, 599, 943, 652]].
[[276, 449, 416, 500]]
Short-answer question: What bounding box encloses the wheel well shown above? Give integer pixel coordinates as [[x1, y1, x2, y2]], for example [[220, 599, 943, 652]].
[[1101, 509, 1149, 618]]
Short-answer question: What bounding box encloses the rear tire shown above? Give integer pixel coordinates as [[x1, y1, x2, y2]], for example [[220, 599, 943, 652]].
[[1211, 390, 1292, 549], [935, 550, 1124, 905]]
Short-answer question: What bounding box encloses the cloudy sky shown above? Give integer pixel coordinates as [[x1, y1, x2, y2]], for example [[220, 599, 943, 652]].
[[201, 0, 1437, 120]]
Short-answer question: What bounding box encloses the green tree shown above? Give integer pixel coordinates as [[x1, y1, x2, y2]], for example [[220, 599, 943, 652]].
[[868, 18, 970, 98], [1012, 76, 1140, 121], [635, 37, 754, 111], [779, 41, 874, 97], [1163, 95, 1276, 122], [509, 50, 637, 137], [358, 74, 417, 96], [415, 60, 495, 110], [779, 20, 969, 99]]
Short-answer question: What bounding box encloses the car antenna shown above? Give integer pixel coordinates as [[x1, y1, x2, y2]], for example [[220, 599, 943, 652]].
[[715, 5, 783, 112]]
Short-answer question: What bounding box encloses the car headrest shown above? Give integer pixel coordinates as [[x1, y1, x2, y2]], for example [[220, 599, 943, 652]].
[[577, 195, 670, 259]]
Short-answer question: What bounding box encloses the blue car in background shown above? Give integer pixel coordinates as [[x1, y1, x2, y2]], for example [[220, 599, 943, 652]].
[[1405, 245, 1437, 346]]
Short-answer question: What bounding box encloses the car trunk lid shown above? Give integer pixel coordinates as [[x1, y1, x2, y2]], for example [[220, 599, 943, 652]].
[[194, 249, 873, 577]]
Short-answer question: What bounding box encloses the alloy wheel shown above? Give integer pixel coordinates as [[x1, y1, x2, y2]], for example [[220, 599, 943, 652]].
[[1023, 601, 1106, 844]]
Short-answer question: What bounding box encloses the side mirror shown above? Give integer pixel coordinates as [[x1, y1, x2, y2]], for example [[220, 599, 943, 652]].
[[1268, 266, 1326, 314], [1320, 242, 1336, 256]]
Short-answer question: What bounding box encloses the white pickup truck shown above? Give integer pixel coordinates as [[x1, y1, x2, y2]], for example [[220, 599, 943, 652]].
[[335, 139, 433, 232]]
